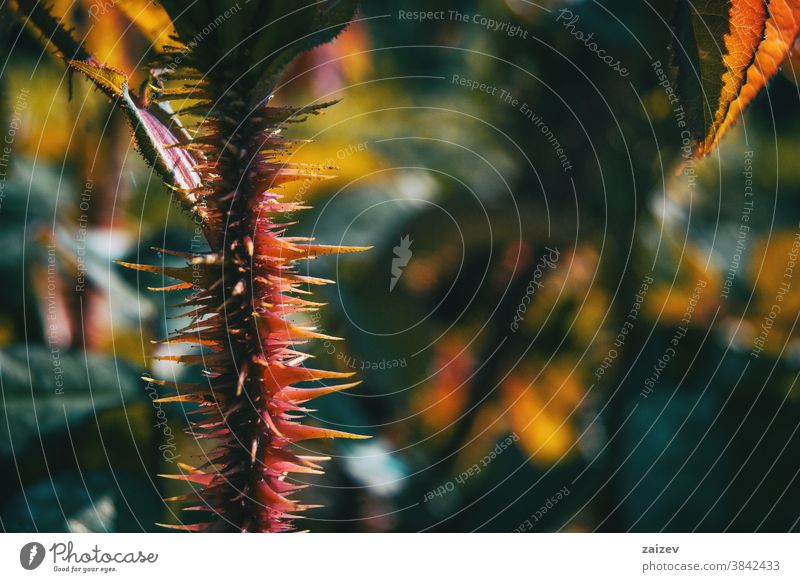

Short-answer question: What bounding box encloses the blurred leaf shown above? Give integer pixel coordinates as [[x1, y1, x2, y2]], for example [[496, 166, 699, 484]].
[[502, 361, 583, 465], [0, 345, 145, 460], [53, 221, 157, 326], [1, 471, 158, 532], [414, 334, 474, 433], [116, 0, 176, 50]]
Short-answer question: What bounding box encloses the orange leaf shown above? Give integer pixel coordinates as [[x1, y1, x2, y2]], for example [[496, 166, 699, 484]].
[[696, 0, 800, 156], [672, 0, 767, 155]]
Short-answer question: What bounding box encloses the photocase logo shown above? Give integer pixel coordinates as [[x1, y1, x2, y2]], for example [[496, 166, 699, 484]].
[[19, 542, 45, 570], [389, 235, 413, 292]]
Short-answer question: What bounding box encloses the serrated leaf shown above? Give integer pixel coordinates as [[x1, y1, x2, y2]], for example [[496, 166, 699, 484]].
[[68, 60, 202, 198], [697, 0, 800, 155], [69, 60, 128, 97], [249, 0, 359, 106], [672, 0, 768, 156], [154, 0, 358, 105]]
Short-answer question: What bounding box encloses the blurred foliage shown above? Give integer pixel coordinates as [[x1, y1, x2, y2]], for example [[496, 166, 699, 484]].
[[1, 0, 800, 532]]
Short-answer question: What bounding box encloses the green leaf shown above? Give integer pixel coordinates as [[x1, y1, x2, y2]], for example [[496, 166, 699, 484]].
[[250, 0, 359, 105], [1, 471, 160, 532], [155, 0, 358, 104], [0, 345, 145, 460]]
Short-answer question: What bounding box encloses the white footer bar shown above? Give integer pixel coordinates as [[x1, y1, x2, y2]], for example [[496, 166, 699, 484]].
[[0, 533, 796, 581]]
